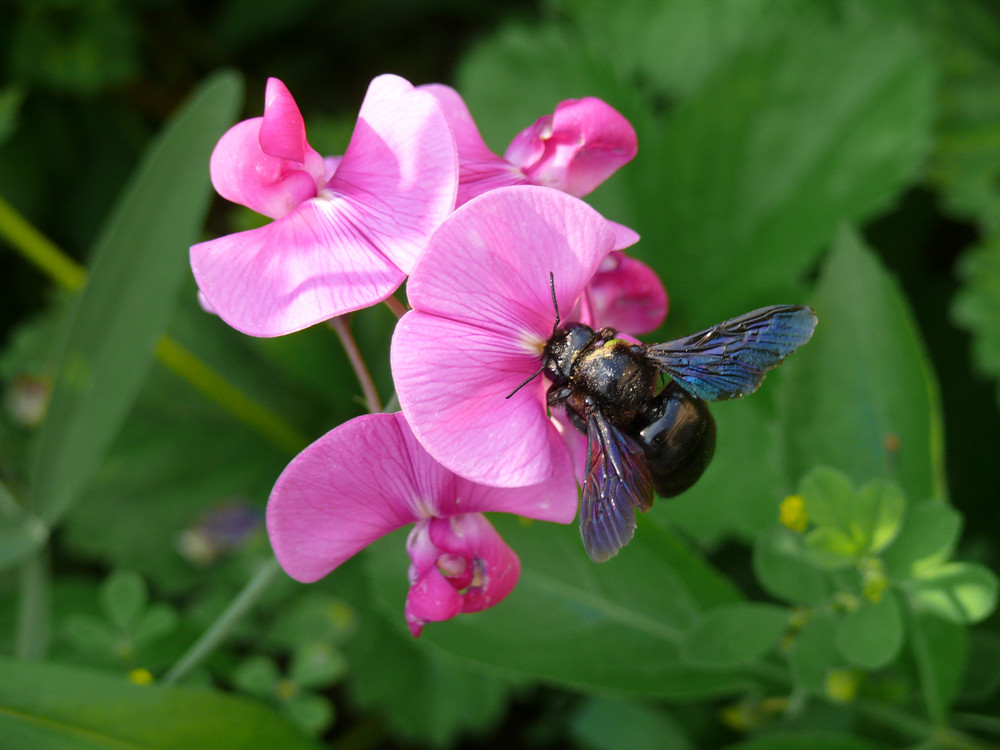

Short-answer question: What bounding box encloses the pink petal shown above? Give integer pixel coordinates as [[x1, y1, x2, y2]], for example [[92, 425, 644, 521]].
[[406, 186, 616, 337], [267, 413, 576, 583], [420, 83, 525, 207], [259, 78, 310, 163], [588, 251, 668, 334], [328, 74, 458, 274], [209, 79, 327, 220], [505, 97, 638, 198], [428, 514, 520, 614], [190, 197, 405, 337], [609, 220, 640, 251], [405, 566, 464, 638], [391, 311, 572, 488]]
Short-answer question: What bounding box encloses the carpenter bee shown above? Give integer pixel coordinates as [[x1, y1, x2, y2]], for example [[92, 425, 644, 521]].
[[516, 276, 817, 562]]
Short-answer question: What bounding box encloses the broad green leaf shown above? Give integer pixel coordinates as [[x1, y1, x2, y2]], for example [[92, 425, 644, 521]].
[[0, 655, 319, 749], [834, 594, 904, 670], [906, 605, 967, 723], [626, 9, 936, 328], [100, 570, 147, 632], [344, 587, 510, 748], [910, 562, 999, 624], [0, 85, 25, 147], [29, 70, 244, 525], [727, 733, 886, 750], [232, 656, 280, 699], [753, 526, 828, 606], [779, 226, 946, 507], [881, 502, 961, 577], [659, 398, 784, 545], [789, 613, 840, 695], [571, 697, 693, 750], [681, 603, 788, 669], [367, 517, 748, 699], [289, 642, 347, 690], [282, 694, 334, 737]]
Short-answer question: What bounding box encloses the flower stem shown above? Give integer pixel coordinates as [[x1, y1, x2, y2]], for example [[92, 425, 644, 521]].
[[329, 316, 382, 413], [0, 195, 308, 455], [162, 556, 281, 685], [383, 295, 407, 319], [15, 550, 50, 660], [0, 196, 86, 292]]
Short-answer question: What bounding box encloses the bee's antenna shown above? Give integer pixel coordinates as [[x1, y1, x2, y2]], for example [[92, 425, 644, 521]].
[[506, 271, 560, 400], [549, 271, 560, 333]]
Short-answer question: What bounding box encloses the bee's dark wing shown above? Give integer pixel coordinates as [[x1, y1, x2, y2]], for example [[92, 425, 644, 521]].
[[579, 411, 654, 563], [644, 305, 817, 401]]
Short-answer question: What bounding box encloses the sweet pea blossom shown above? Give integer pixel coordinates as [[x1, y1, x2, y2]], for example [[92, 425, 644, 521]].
[[422, 84, 666, 334], [191, 75, 457, 337], [267, 412, 576, 637], [390, 185, 618, 488]]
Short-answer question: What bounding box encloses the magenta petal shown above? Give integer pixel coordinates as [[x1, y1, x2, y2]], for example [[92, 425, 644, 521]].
[[406, 186, 616, 337], [268, 412, 576, 583], [505, 97, 638, 198], [428, 514, 521, 614], [391, 311, 571, 487], [259, 78, 309, 163], [405, 566, 464, 638], [328, 74, 458, 274], [190, 197, 405, 337], [588, 251, 668, 334], [609, 220, 640, 251]]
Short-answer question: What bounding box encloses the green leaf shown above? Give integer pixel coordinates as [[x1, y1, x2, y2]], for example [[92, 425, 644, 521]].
[[910, 562, 999, 624], [0, 84, 25, 147], [232, 656, 280, 699], [288, 642, 347, 690], [131, 605, 179, 648], [906, 605, 967, 723], [789, 613, 841, 695], [799, 467, 855, 530], [853, 480, 905, 553], [803, 527, 860, 568], [100, 570, 147, 632], [834, 593, 904, 670], [960, 628, 1000, 703], [368, 517, 749, 699], [753, 526, 829, 605], [570, 697, 693, 750], [628, 8, 936, 327], [282, 693, 334, 737], [0, 655, 320, 749], [881, 502, 961, 577], [29, 70, 244, 525], [727, 733, 886, 750], [779, 226, 946, 507], [681, 603, 789, 669]]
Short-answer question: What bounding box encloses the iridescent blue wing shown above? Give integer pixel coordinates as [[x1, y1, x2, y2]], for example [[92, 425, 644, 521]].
[[579, 411, 654, 562], [644, 305, 817, 401]]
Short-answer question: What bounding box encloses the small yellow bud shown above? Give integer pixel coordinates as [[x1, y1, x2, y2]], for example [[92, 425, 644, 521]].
[[825, 668, 860, 703], [779, 495, 809, 533], [129, 668, 154, 686]]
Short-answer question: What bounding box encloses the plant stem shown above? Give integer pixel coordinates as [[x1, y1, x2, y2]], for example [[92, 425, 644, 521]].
[[162, 556, 281, 685], [0, 196, 86, 292], [329, 316, 382, 414], [384, 295, 407, 319], [0, 195, 308, 455], [15, 550, 50, 660]]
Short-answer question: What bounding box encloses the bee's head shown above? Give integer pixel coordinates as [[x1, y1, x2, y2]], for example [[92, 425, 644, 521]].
[[542, 322, 597, 385]]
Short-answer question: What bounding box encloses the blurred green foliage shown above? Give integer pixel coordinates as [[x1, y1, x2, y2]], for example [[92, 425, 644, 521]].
[[3, 0, 1000, 749]]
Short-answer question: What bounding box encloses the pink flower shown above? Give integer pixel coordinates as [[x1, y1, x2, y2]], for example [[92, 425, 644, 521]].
[[421, 84, 637, 206], [422, 84, 666, 334], [390, 185, 617, 488], [190, 75, 458, 337], [266, 412, 576, 637]]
